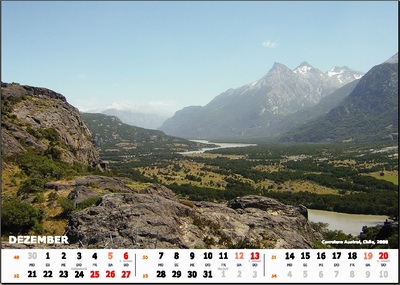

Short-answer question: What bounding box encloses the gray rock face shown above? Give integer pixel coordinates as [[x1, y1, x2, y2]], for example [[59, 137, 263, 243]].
[[66, 188, 317, 249], [1, 82, 100, 166], [68, 186, 99, 204], [66, 193, 193, 248], [229, 195, 299, 214], [74, 176, 134, 193], [45, 175, 135, 194], [142, 184, 178, 200]]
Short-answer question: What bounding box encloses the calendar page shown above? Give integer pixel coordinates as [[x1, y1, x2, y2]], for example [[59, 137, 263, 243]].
[[1, 1, 398, 284], [1, 249, 399, 283]]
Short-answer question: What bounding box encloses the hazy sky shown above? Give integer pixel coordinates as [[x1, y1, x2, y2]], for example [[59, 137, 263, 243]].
[[2, 1, 398, 115]]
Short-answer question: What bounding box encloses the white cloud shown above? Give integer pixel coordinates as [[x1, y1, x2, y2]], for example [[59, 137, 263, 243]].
[[105, 102, 140, 111], [98, 100, 175, 116], [262, 40, 279, 48], [78, 73, 86, 80], [74, 97, 100, 112], [148, 100, 175, 108], [73, 96, 176, 115]]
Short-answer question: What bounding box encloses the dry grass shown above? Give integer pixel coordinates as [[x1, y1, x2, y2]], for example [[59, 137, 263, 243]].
[[253, 164, 283, 172], [368, 171, 398, 185], [43, 219, 68, 236], [180, 200, 195, 208], [1, 164, 24, 196], [263, 180, 339, 195], [125, 181, 153, 190], [332, 159, 357, 167], [138, 160, 228, 189], [139, 160, 342, 195]]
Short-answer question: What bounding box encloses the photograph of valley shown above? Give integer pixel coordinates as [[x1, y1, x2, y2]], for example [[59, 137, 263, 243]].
[[1, 1, 398, 250]]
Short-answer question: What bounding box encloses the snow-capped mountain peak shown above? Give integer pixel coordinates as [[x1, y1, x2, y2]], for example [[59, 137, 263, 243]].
[[160, 59, 366, 138], [326, 66, 364, 83], [294, 61, 314, 74], [327, 66, 345, 77]]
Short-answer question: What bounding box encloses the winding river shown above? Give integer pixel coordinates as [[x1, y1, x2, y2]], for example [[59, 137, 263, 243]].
[[180, 140, 256, 154]]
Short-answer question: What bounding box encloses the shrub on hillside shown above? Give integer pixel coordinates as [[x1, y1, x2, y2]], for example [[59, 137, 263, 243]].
[[1, 198, 44, 234]]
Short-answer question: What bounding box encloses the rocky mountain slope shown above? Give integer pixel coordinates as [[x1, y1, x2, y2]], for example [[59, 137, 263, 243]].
[[159, 62, 363, 139], [267, 79, 359, 134], [1, 82, 103, 239], [66, 185, 318, 249], [1, 82, 100, 166], [281, 53, 398, 142]]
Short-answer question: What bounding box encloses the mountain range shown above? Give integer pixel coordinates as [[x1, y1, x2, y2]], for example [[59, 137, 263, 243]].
[[281, 54, 398, 142], [159, 61, 364, 139]]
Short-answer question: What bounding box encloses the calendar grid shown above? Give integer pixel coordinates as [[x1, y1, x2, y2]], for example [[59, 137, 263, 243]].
[[1, 249, 398, 284]]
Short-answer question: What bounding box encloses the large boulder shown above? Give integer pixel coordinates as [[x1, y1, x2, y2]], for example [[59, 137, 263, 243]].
[[68, 186, 99, 204], [66, 190, 317, 249]]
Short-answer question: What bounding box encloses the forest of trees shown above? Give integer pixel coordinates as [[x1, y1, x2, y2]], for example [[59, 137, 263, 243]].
[[113, 142, 398, 217]]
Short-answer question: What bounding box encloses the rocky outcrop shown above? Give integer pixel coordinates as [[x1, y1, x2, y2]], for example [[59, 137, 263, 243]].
[[66, 186, 317, 249], [1, 82, 99, 166], [142, 184, 178, 201], [45, 175, 135, 194], [68, 186, 99, 204], [73, 176, 134, 193]]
